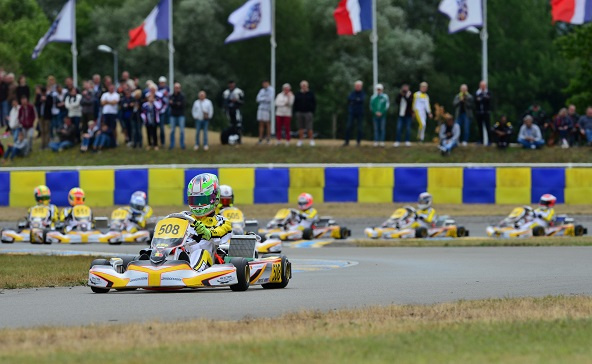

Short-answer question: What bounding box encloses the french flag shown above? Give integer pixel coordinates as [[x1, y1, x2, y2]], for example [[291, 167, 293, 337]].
[[128, 0, 170, 49], [333, 0, 373, 35], [551, 0, 592, 24]]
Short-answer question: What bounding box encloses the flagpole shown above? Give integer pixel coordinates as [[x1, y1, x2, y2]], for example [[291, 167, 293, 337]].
[[481, 0, 488, 83], [72, 0, 78, 87], [371, 0, 378, 90], [270, 0, 276, 136], [168, 0, 174, 91]]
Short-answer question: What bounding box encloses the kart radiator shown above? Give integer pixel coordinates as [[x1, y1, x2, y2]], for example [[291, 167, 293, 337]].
[[228, 235, 257, 259]]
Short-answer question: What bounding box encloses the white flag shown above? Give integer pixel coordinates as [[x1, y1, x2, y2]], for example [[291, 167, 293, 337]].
[[225, 0, 271, 44], [438, 0, 483, 33], [32, 0, 75, 59]]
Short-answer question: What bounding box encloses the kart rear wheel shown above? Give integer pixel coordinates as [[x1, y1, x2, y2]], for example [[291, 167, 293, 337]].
[[229, 257, 250, 292], [456, 226, 466, 238], [338, 227, 350, 240], [575, 225, 585, 236], [302, 228, 313, 240], [43, 229, 50, 244], [415, 227, 428, 239], [262, 255, 291, 289], [532, 226, 545, 237], [89, 259, 111, 294]]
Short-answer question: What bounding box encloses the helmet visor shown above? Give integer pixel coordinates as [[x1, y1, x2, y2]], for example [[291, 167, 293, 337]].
[[37, 195, 50, 202], [220, 197, 232, 206], [188, 194, 215, 206]]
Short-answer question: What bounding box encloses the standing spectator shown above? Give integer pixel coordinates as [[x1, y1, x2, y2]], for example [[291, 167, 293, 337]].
[[33, 85, 44, 137], [16, 75, 30, 104], [64, 87, 82, 138], [578, 106, 592, 146], [191, 91, 214, 151], [293, 80, 316, 147], [119, 88, 134, 145], [370, 84, 389, 147], [7, 99, 20, 140], [491, 115, 513, 149], [18, 95, 36, 154], [344, 80, 365, 147], [567, 104, 583, 145], [169, 82, 186, 149], [554, 108, 573, 149], [119, 71, 135, 92], [222, 80, 245, 143], [49, 117, 76, 152], [453, 84, 474, 146], [100, 84, 120, 143], [91, 74, 103, 120], [256, 80, 274, 144], [157, 76, 170, 146], [48, 77, 60, 138], [0, 73, 8, 132], [475, 80, 492, 145], [439, 113, 460, 156], [413, 82, 432, 143], [130, 90, 143, 148], [275, 83, 295, 146], [394, 83, 413, 147], [64, 77, 74, 92], [142, 94, 160, 151], [518, 115, 544, 149], [92, 123, 114, 153], [2, 129, 29, 164], [523, 102, 551, 139], [56, 84, 67, 127], [5, 73, 17, 109], [81, 121, 98, 152], [80, 81, 95, 133]]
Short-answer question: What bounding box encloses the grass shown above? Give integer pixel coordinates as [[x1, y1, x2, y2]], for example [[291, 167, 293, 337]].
[[0, 296, 591, 363], [352, 236, 592, 247], [2, 126, 592, 167], [0, 255, 90, 289]]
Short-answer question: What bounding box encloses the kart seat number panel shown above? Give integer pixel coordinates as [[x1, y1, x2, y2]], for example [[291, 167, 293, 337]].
[[154, 218, 189, 239]]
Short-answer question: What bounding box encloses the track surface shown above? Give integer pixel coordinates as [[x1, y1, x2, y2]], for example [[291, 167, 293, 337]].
[[1, 245, 591, 328]]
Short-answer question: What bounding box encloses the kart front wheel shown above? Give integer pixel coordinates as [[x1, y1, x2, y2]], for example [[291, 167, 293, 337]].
[[302, 228, 313, 240], [339, 227, 350, 239], [532, 226, 545, 237], [262, 255, 291, 289], [89, 259, 111, 294], [415, 227, 428, 238], [575, 225, 585, 236], [456, 226, 466, 238], [230, 258, 250, 292]]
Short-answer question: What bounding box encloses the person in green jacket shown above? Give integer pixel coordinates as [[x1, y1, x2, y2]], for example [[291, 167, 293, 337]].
[[370, 84, 390, 147]]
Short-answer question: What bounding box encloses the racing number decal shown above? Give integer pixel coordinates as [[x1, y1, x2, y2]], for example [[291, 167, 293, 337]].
[[31, 206, 49, 218], [270, 262, 282, 283], [159, 224, 180, 235], [154, 218, 188, 239], [222, 209, 243, 222], [111, 209, 128, 220], [73, 205, 91, 218]]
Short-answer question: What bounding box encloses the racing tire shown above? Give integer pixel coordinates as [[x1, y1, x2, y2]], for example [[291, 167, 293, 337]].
[[0, 228, 11, 244], [532, 226, 545, 237], [575, 225, 585, 236], [262, 255, 291, 289], [456, 226, 466, 238], [43, 229, 50, 244], [302, 228, 314, 240], [338, 227, 350, 240], [89, 259, 111, 294], [229, 257, 250, 292], [415, 227, 428, 239]]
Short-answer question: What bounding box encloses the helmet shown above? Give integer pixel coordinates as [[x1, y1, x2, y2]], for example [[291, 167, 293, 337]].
[[68, 188, 85, 206], [539, 194, 557, 209], [187, 173, 220, 217], [523, 206, 534, 219], [34, 185, 51, 205], [219, 185, 234, 207], [297, 193, 313, 211], [130, 191, 147, 213], [418, 192, 432, 210]]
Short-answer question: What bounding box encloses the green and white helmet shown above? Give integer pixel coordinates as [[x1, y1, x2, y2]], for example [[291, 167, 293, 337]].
[[187, 173, 220, 217]]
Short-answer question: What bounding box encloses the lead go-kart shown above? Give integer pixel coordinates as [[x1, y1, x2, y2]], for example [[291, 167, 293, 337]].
[[88, 213, 291, 293], [486, 207, 587, 238], [364, 207, 469, 239], [1, 205, 56, 244]]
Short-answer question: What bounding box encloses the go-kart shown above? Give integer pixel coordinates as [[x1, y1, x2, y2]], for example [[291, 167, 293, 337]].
[[364, 207, 469, 239], [88, 213, 291, 293], [486, 207, 587, 238], [219, 206, 273, 254], [1, 205, 56, 244], [45, 205, 103, 244], [94, 208, 153, 244], [258, 208, 350, 243]]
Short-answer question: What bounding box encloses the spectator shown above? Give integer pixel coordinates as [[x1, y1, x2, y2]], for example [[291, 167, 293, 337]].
[[130, 89, 143, 148], [100, 83, 120, 143], [554, 108, 572, 149], [56, 84, 67, 127], [394, 83, 413, 147], [33, 85, 44, 137], [120, 88, 134, 145], [18, 95, 36, 154], [491, 115, 513, 149], [275, 83, 295, 146], [518, 115, 544, 149], [413, 82, 432, 142], [157, 76, 170, 146], [49, 117, 76, 152], [5, 73, 17, 109], [64, 77, 74, 92], [80, 81, 95, 133], [370, 83, 389, 147], [7, 98, 20, 140], [91, 74, 103, 120], [92, 122, 113, 153], [222, 80, 244, 143], [294, 80, 316, 147], [439, 113, 460, 156], [475, 80, 492, 145], [344, 80, 365, 147], [16, 75, 30, 104], [453, 84, 474, 146], [191, 90, 213, 151], [579, 106, 592, 146], [0, 73, 8, 132], [119, 71, 135, 92], [567, 104, 583, 146], [2, 129, 29, 164], [256, 80, 274, 144], [169, 82, 186, 150], [64, 87, 82, 137], [81, 120, 98, 152], [523, 102, 551, 143], [48, 77, 60, 138], [142, 94, 160, 151]]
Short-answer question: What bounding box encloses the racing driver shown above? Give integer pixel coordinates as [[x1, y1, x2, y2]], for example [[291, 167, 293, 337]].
[[24, 185, 59, 228], [60, 187, 94, 230], [535, 194, 557, 227], [293, 192, 319, 229], [413, 192, 437, 228], [126, 191, 153, 229], [215, 185, 234, 214]]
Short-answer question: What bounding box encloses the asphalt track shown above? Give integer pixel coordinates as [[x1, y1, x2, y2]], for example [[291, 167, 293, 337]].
[[1, 243, 592, 328]]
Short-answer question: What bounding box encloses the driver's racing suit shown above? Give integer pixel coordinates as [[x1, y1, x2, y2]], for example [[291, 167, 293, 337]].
[[413, 208, 437, 229], [534, 207, 555, 228], [294, 207, 319, 229], [60, 205, 95, 231], [124, 205, 153, 230], [25, 204, 59, 228], [180, 211, 232, 271]]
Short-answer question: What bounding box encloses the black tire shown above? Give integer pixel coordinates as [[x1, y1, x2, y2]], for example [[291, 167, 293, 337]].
[[229, 257, 250, 292], [302, 228, 313, 240], [575, 225, 585, 236], [29, 230, 41, 245], [43, 229, 50, 244], [89, 259, 111, 293], [262, 256, 291, 289], [415, 227, 428, 238], [338, 227, 350, 239], [456, 226, 466, 238], [532, 226, 545, 237], [0, 228, 11, 244]]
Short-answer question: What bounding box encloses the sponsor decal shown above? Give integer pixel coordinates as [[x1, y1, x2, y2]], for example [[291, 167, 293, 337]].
[[243, 2, 262, 30]]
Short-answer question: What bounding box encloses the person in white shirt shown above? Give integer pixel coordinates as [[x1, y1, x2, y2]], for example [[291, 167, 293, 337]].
[[256, 80, 274, 144], [275, 83, 295, 146], [191, 91, 214, 151], [413, 82, 432, 142], [100, 84, 120, 141], [64, 87, 82, 135]]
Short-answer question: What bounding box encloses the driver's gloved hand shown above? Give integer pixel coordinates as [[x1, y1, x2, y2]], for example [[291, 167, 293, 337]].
[[193, 221, 212, 240]]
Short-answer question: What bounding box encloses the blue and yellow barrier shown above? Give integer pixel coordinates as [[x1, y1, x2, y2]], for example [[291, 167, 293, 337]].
[[1, 165, 591, 207]]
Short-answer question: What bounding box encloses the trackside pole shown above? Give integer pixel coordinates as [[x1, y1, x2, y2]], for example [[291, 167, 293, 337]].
[[270, 0, 276, 136], [371, 0, 378, 90], [168, 0, 175, 91]]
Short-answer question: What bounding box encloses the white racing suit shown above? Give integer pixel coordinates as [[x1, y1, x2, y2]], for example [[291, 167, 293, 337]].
[[60, 205, 94, 232], [180, 212, 232, 271], [412, 208, 437, 229], [413, 91, 431, 142], [534, 207, 555, 228], [293, 207, 319, 229]]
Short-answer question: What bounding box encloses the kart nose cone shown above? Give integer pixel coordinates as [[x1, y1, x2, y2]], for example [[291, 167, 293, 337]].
[[150, 248, 167, 265]]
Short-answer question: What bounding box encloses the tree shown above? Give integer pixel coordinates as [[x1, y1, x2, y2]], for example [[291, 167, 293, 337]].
[[556, 23, 592, 111]]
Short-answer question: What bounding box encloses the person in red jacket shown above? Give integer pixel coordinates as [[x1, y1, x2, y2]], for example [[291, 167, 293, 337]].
[[18, 95, 36, 154]]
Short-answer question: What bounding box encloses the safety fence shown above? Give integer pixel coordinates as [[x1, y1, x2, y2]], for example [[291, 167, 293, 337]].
[[0, 164, 591, 207]]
